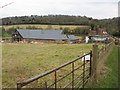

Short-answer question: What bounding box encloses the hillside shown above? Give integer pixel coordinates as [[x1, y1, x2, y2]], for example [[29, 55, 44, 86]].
[[2, 15, 120, 37], [2, 15, 94, 25]]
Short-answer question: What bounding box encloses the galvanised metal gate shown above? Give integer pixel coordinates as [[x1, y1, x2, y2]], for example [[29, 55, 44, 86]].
[[17, 51, 92, 89]]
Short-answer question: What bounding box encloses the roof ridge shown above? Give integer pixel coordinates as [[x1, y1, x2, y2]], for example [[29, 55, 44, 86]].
[[17, 29, 63, 31]]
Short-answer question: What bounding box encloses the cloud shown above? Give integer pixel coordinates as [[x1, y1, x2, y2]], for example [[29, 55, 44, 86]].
[[0, 0, 119, 19]]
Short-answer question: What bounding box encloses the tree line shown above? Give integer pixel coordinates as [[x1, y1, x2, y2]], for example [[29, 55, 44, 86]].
[[2, 15, 94, 25]]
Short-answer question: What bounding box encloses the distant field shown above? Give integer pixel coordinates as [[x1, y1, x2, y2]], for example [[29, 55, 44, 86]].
[[3, 24, 89, 30]]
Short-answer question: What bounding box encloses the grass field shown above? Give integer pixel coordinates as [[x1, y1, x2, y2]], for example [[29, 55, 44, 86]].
[[3, 24, 89, 30], [93, 46, 118, 88], [2, 43, 94, 88]]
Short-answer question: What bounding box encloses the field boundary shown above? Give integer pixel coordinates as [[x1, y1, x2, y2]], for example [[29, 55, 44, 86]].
[[88, 42, 114, 87]]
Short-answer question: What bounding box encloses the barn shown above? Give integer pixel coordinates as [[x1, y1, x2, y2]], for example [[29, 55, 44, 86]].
[[12, 29, 79, 44]]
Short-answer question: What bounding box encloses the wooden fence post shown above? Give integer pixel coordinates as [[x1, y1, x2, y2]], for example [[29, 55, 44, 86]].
[[91, 44, 99, 83], [91, 44, 98, 79], [87, 44, 99, 88], [17, 83, 22, 90]]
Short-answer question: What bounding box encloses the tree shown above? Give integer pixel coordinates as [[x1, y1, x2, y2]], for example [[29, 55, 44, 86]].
[[63, 27, 70, 34], [90, 24, 95, 30]]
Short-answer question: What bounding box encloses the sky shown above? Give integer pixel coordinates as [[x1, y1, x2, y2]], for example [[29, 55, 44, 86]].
[[0, 0, 119, 19]]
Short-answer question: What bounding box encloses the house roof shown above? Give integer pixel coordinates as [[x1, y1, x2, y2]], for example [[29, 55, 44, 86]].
[[16, 29, 79, 40]]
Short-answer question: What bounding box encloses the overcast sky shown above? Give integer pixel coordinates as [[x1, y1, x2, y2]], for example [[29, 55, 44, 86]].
[[0, 0, 119, 19]]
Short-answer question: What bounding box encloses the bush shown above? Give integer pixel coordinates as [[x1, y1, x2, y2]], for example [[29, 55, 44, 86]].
[[112, 31, 120, 38], [2, 32, 11, 37]]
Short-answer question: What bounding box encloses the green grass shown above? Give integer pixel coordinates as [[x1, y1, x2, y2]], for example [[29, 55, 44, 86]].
[[2, 43, 93, 88], [93, 46, 118, 88]]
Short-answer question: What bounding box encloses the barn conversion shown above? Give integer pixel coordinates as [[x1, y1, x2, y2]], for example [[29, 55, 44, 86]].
[[12, 29, 79, 44]]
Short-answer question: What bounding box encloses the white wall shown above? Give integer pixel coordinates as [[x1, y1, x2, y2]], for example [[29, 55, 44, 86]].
[[85, 36, 89, 43]]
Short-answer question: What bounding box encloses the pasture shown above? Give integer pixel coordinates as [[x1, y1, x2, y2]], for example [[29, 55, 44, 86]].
[[2, 44, 92, 88], [2, 43, 94, 88]]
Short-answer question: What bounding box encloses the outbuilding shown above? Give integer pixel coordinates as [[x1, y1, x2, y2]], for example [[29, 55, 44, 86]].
[[12, 29, 79, 44]]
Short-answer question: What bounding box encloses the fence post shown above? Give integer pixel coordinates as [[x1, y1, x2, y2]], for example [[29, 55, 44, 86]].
[[17, 83, 22, 90], [91, 44, 99, 83], [72, 62, 74, 89], [54, 71, 57, 89], [45, 82, 47, 89], [89, 50, 92, 76], [83, 56, 85, 88], [87, 45, 98, 87]]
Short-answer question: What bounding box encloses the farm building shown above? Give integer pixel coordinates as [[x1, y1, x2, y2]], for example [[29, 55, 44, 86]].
[[12, 29, 79, 44], [85, 28, 109, 43]]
